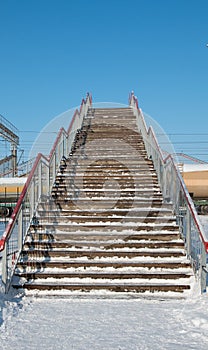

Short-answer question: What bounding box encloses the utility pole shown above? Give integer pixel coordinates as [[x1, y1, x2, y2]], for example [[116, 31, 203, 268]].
[[0, 114, 19, 177]]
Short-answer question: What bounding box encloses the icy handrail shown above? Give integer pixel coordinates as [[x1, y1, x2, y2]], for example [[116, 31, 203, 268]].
[[0, 93, 92, 252], [129, 91, 208, 253]]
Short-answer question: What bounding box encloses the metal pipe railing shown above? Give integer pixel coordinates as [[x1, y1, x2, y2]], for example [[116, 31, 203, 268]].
[[0, 93, 92, 292], [129, 92, 208, 293]]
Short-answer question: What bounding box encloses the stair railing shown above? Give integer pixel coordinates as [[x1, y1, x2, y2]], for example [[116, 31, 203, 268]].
[[0, 93, 92, 292], [129, 92, 208, 293]]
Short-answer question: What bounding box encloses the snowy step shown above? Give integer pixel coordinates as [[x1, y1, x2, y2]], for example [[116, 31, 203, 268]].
[[59, 166, 155, 171], [86, 133, 144, 138], [53, 180, 159, 187], [28, 231, 181, 242], [70, 158, 150, 163], [20, 248, 186, 259], [58, 188, 160, 192], [59, 164, 155, 170], [37, 208, 174, 217], [56, 196, 164, 203], [24, 240, 185, 250], [21, 277, 192, 287], [32, 223, 179, 233], [87, 120, 139, 126], [87, 115, 136, 119], [38, 199, 171, 210], [16, 264, 193, 274], [37, 216, 176, 225], [55, 171, 157, 178], [15, 271, 192, 281], [55, 173, 158, 178], [52, 188, 162, 195], [57, 195, 163, 202], [16, 259, 191, 270], [86, 129, 144, 134], [71, 154, 150, 158], [38, 205, 172, 214], [12, 281, 191, 293], [73, 149, 147, 154], [53, 178, 159, 185], [58, 171, 155, 176], [52, 185, 160, 193]]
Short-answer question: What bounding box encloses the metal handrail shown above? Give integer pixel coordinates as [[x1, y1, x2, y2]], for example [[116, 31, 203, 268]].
[[129, 92, 208, 292], [0, 93, 92, 292]]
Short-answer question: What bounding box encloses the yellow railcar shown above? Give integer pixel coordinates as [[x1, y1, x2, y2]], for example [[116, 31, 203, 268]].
[[0, 177, 27, 200], [181, 164, 208, 199]]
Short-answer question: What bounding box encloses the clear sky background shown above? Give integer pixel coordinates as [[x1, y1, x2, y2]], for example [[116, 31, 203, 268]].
[[0, 0, 208, 161]]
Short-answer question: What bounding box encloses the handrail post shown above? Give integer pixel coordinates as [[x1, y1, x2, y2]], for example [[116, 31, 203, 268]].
[[30, 180, 35, 217], [1, 240, 8, 288], [46, 163, 50, 196], [186, 206, 191, 258], [38, 161, 42, 199], [62, 133, 65, 158], [201, 244, 207, 293], [18, 206, 23, 251], [53, 152, 56, 184]]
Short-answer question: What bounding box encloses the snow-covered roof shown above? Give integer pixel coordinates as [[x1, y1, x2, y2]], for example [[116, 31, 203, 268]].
[[0, 177, 27, 186], [182, 164, 208, 173]]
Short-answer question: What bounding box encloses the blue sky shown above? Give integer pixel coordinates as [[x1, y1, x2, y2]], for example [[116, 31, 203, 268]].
[[0, 0, 208, 161]]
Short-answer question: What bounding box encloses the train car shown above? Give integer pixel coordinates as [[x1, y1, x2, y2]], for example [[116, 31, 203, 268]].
[[0, 177, 27, 200], [180, 164, 208, 214], [0, 177, 27, 217]]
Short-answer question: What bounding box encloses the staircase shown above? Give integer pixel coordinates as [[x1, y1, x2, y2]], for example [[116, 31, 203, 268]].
[[13, 107, 194, 297]]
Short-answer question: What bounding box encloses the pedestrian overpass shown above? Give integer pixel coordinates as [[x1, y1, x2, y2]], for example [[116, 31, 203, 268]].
[[0, 92, 207, 297]]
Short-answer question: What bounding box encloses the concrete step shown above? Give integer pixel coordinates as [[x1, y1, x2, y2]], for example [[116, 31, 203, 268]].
[[52, 180, 160, 187], [54, 174, 158, 180], [31, 223, 179, 233], [24, 240, 185, 250], [47, 202, 170, 211], [38, 199, 171, 209], [36, 208, 173, 217], [68, 152, 148, 158], [37, 216, 176, 225], [15, 271, 191, 281], [28, 231, 181, 242], [20, 248, 185, 259], [56, 168, 157, 174], [12, 282, 191, 293], [53, 195, 164, 202], [60, 164, 155, 170], [16, 259, 191, 270]]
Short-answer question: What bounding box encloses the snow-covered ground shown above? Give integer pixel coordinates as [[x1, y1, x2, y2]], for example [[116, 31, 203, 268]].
[[0, 263, 208, 350], [0, 216, 208, 349], [0, 288, 208, 350]]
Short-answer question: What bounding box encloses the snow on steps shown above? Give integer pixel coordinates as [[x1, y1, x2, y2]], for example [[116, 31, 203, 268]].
[[12, 107, 194, 297]]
